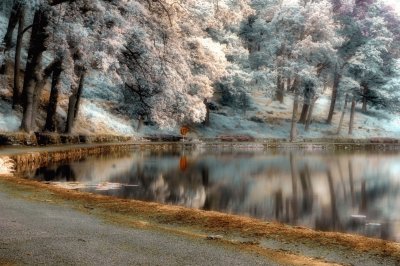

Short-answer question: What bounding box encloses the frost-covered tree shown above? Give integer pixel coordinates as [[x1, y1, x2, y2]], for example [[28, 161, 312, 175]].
[[118, 0, 251, 128], [0, 0, 252, 133], [57, 0, 130, 133], [1, 0, 398, 137], [242, 0, 341, 139], [12, 0, 130, 132], [327, 0, 400, 127], [1, 0, 33, 108]]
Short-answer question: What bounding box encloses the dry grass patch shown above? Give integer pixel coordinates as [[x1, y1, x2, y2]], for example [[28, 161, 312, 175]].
[[0, 157, 14, 175]]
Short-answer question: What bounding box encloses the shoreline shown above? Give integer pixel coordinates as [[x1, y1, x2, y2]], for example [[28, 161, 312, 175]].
[[0, 173, 399, 265], [1, 141, 400, 264], [1, 141, 400, 173], [1, 132, 400, 146]]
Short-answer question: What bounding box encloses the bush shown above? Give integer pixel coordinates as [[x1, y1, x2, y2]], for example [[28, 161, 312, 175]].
[[216, 82, 252, 113]]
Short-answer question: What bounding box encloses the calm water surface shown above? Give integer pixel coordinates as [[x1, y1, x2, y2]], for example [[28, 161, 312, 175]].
[[25, 146, 400, 241]]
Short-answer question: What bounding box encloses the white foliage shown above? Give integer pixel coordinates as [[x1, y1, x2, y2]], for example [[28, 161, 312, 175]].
[[246, 0, 342, 99], [1, 0, 399, 135]]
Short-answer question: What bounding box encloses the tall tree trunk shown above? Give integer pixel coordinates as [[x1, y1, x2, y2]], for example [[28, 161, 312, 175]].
[[305, 98, 316, 131], [203, 98, 210, 126], [30, 77, 47, 131], [12, 6, 25, 109], [361, 83, 368, 113], [286, 77, 291, 92], [20, 9, 49, 132], [290, 89, 299, 142], [74, 71, 85, 119], [1, 1, 23, 76], [30, 60, 57, 130], [136, 115, 144, 132], [276, 74, 284, 103], [336, 94, 349, 134], [290, 76, 299, 92], [298, 103, 309, 124], [2, 2, 22, 49], [275, 50, 285, 103], [327, 66, 341, 124], [65, 95, 77, 134], [44, 58, 63, 132], [205, 105, 210, 126], [65, 71, 85, 134], [348, 96, 356, 135]]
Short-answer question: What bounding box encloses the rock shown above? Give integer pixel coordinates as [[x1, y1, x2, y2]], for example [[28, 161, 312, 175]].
[[144, 134, 182, 142], [218, 135, 255, 142], [206, 235, 223, 240]]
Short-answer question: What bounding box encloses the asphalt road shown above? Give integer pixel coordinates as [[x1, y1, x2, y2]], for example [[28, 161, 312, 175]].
[[0, 190, 273, 266]]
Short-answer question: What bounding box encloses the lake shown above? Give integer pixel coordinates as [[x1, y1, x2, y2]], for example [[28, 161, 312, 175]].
[[23, 145, 400, 242]]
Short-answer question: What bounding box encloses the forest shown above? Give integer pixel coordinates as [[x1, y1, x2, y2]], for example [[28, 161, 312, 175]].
[[1, 0, 399, 140]]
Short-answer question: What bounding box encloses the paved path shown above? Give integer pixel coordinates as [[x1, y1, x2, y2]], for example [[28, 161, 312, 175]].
[[0, 190, 272, 266]]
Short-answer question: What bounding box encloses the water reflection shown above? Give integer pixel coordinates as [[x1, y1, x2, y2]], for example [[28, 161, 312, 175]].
[[28, 149, 400, 241]]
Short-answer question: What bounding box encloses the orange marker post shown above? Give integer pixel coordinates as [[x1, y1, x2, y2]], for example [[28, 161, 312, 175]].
[[180, 126, 189, 142]]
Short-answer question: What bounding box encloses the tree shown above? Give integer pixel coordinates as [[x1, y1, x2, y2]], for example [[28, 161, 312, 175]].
[[242, 1, 302, 103], [18, 0, 74, 132], [1, 0, 26, 108], [327, 0, 400, 125], [1, 0, 24, 76], [44, 56, 63, 132], [118, 0, 247, 129], [19, 0, 128, 133], [20, 6, 50, 132], [12, 3, 25, 108], [241, 0, 341, 138]]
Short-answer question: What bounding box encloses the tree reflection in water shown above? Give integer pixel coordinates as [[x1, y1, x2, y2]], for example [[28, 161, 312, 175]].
[[29, 149, 400, 241]]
